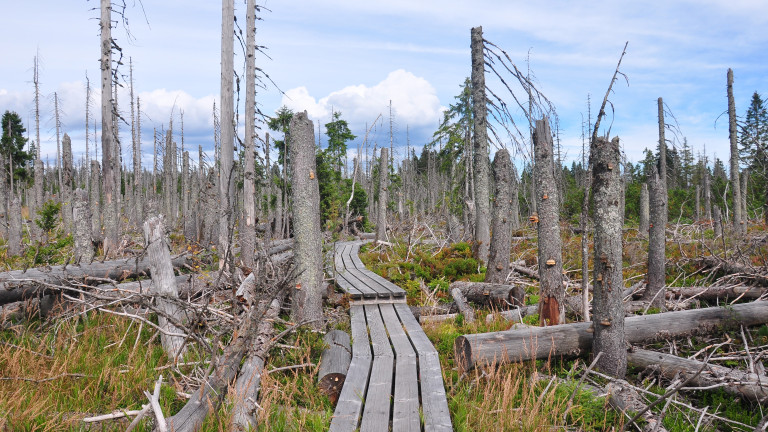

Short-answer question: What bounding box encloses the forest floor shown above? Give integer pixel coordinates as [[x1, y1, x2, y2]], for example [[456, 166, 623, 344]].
[[1, 219, 766, 431]]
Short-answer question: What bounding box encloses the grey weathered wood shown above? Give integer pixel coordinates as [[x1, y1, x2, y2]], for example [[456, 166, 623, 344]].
[[8, 196, 21, 256], [639, 183, 649, 235], [450, 287, 475, 323], [242, 2, 257, 267], [183, 151, 196, 243], [375, 147, 388, 243], [394, 303, 452, 431], [628, 348, 767, 403], [591, 136, 626, 378], [534, 117, 565, 326], [471, 26, 491, 265], [450, 281, 525, 308], [61, 133, 74, 233], [329, 305, 372, 432], [713, 205, 723, 238], [644, 167, 666, 310], [380, 304, 420, 432], [727, 69, 744, 236], [289, 111, 323, 327], [344, 243, 405, 296], [486, 148, 512, 284], [100, 0, 118, 257], [666, 285, 765, 301], [89, 160, 101, 242], [143, 215, 186, 359], [318, 330, 352, 404], [455, 300, 768, 370], [72, 188, 94, 263], [360, 305, 393, 431], [218, 0, 236, 263]]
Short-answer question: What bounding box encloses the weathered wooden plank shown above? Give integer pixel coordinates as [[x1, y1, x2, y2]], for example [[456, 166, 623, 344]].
[[334, 271, 364, 299], [347, 243, 406, 297], [329, 305, 372, 432], [318, 330, 352, 404], [360, 304, 394, 432], [380, 304, 420, 432], [394, 303, 453, 431], [343, 266, 392, 299]]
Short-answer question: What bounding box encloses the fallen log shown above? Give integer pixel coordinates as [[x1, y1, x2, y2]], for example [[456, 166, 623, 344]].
[[451, 288, 475, 323], [698, 256, 768, 286], [0, 254, 191, 305], [450, 281, 525, 308], [627, 348, 768, 404], [455, 300, 768, 371], [666, 285, 765, 301], [317, 330, 352, 405], [510, 264, 538, 280], [420, 313, 460, 324]]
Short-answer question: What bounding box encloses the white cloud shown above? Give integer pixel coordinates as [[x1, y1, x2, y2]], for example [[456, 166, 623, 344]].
[[280, 69, 442, 131]]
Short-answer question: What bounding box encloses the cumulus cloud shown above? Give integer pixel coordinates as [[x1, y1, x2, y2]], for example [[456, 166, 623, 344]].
[[280, 69, 442, 131]]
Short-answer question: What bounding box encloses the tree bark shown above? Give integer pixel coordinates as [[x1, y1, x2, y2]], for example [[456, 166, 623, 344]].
[[471, 26, 491, 264], [455, 300, 768, 370], [643, 166, 666, 310], [90, 160, 102, 243], [72, 188, 94, 264], [639, 183, 649, 235], [218, 0, 236, 267], [657, 98, 667, 196], [451, 287, 475, 323], [533, 117, 564, 326], [713, 205, 723, 239], [627, 348, 767, 404], [375, 147, 389, 243], [143, 215, 186, 360], [289, 112, 323, 328], [8, 197, 21, 257], [317, 330, 352, 405], [728, 69, 744, 236], [485, 149, 512, 284], [591, 136, 626, 378]]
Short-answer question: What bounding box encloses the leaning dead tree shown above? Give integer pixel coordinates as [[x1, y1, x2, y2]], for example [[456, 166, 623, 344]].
[[533, 117, 564, 326], [289, 111, 323, 329], [591, 136, 626, 378]]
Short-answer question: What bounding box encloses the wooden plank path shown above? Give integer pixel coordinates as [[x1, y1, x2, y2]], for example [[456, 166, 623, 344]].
[[329, 241, 452, 432]]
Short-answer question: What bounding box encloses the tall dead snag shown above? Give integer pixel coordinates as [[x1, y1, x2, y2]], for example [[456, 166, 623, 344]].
[[100, 0, 119, 257], [643, 167, 666, 310], [639, 183, 649, 235], [90, 160, 102, 243], [533, 117, 564, 326], [143, 215, 187, 360], [657, 98, 668, 196], [727, 69, 744, 236], [375, 147, 389, 243], [8, 197, 21, 256], [289, 112, 323, 328], [241, 0, 257, 268], [218, 0, 236, 267], [591, 136, 626, 378], [471, 26, 491, 264], [72, 188, 94, 263], [485, 148, 512, 284], [61, 133, 74, 233], [183, 151, 196, 242]]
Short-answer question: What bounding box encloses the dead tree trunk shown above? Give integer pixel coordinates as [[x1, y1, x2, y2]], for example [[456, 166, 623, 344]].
[[591, 136, 626, 378], [639, 183, 649, 235], [471, 26, 491, 264], [8, 196, 21, 257], [510, 165, 520, 230], [713, 205, 723, 239], [627, 348, 767, 404], [455, 300, 768, 370], [533, 118, 564, 326], [72, 188, 94, 263], [289, 112, 323, 328], [643, 166, 666, 310], [375, 147, 388, 243], [241, 0, 257, 269], [218, 0, 236, 266], [62, 133, 74, 233], [741, 169, 748, 222], [100, 0, 119, 257], [450, 281, 525, 308], [485, 149, 512, 284], [143, 215, 186, 360], [183, 151, 195, 242], [90, 160, 102, 243], [728, 69, 744, 236]]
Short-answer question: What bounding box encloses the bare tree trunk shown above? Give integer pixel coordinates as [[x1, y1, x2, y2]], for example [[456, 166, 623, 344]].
[[0, 154, 6, 240], [8, 196, 22, 257], [741, 168, 748, 222], [183, 151, 195, 242], [376, 147, 389, 243], [713, 205, 723, 239], [72, 188, 94, 263], [289, 112, 323, 328], [100, 0, 119, 257], [143, 215, 186, 360], [61, 133, 74, 233], [658, 98, 667, 196], [241, 0, 257, 268], [90, 160, 102, 243], [485, 149, 512, 284], [532, 118, 565, 326], [591, 136, 626, 379], [471, 26, 491, 264], [704, 162, 712, 222], [163, 129, 173, 221], [218, 0, 236, 269], [510, 165, 520, 231], [639, 183, 649, 235], [695, 184, 701, 222], [643, 166, 666, 310], [728, 69, 744, 236]]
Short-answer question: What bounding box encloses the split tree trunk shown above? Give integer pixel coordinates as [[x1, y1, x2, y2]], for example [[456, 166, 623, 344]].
[[375, 147, 389, 243], [289, 112, 323, 328], [455, 300, 768, 370], [643, 166, 666, 310], [485, 148, 512, 284], [471, 26, 491, 264], [533, 117, 564, 326], [591, 136, 626, 378]]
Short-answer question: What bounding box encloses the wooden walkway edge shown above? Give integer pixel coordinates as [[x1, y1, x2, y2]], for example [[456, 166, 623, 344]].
[[329, 241, 452, 431]]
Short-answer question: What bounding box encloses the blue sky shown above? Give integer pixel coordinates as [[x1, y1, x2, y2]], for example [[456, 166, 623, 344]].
[[1, 0, 766, 171]]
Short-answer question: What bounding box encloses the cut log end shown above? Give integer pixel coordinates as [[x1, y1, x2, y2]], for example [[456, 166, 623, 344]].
[[318, 373, 346, 404], [454, 335, 473, 372]]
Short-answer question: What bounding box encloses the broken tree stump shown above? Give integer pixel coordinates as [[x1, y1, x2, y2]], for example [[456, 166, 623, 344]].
[[450, 287, 475, 323], [455, 300, 768, 371], [317, 330, 352, 405]]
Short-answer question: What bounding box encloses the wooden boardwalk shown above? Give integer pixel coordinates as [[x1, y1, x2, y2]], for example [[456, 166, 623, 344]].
[[329, 241, 452, 432]]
